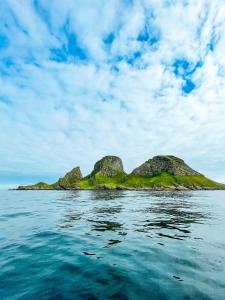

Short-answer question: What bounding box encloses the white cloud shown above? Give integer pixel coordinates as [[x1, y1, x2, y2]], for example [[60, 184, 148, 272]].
[[0, 0, 225, 183]]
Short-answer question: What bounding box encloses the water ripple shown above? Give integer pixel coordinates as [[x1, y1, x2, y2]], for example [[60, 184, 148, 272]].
[[0, 190, 225, 299]]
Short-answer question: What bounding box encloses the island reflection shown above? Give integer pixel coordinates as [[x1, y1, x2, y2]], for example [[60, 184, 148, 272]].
[[59, 190, 208, 241]]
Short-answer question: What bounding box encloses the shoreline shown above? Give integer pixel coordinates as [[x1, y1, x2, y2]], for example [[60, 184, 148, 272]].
[[12, 187, 225, 191]]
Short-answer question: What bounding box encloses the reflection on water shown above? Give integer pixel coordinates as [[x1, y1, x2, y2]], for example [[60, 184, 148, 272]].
[[59, 191, 207, 241], [60, 212, 83, 228], [0, 190, 225, 300], [59, 190, 81, 201], [88, 219, 124, 232], [132, 192, 207, 240], [91, 190, 125, 200], [105, 239, 122, 247], [93, 206, 123, 215]]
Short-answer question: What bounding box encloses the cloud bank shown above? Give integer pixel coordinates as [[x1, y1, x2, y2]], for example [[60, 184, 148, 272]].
[[1, 0, 225, 184]]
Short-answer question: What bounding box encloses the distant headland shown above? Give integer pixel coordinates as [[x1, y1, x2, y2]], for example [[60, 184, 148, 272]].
[[17, 155, 225, 191]]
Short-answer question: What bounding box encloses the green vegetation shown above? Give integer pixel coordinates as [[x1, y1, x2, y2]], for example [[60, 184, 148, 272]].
[[76, 172, 225, 190], [17, 155, 225, 190], [77, 172, 127, 189], [123, 172, 177, 188], [175, 175, 224, 189], [18, 182, 53, 190]]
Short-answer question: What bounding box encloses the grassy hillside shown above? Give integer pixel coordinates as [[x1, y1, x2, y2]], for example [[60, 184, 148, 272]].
[[18, 173, 225, 190], [75, 172, 225, 190], [17, 182, 54, 190]]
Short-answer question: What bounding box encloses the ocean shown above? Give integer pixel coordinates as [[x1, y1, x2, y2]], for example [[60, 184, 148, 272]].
[[0, 190, 225, 299]]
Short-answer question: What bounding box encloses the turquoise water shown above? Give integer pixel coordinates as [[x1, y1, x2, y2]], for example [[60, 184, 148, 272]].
[[0, 190, 225, 300]]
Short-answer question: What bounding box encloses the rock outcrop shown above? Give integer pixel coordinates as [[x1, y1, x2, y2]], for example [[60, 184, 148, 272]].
[[132, 155, 201, 177], [90, 155, 125, 177], [57, 166, 82, 189], [16, 155, 225, 190]]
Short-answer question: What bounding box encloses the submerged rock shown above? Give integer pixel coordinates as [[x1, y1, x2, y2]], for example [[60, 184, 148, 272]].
[[132, 155, 201, 177]]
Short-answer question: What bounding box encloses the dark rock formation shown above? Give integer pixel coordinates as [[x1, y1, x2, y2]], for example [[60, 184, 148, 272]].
[[90, 155, 125, 177], [132, 155, 201, 177]]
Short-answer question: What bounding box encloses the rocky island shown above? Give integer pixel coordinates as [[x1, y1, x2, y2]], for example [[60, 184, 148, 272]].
[[17, 155, 225, 190]]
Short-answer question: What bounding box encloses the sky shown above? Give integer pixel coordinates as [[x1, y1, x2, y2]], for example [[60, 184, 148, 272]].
[[1, 0, 225, 186]]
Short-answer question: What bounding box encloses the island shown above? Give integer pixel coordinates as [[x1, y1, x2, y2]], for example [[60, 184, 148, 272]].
[[17, 155, 225, 191]]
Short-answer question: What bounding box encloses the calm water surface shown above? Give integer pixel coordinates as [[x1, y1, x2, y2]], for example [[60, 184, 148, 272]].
[[0, 190, 225, 300]]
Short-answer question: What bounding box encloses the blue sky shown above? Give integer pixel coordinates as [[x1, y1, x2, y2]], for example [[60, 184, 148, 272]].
[[1, 0, 225, 186]]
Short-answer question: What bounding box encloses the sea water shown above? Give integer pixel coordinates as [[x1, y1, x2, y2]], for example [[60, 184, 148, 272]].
[[0, 190, 225, 300]]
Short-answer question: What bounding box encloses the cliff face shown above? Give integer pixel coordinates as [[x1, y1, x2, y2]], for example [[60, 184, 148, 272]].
[[17, 155, 225, 190], [132, 155, 201, 177], [57, 167, 82, 189], [90, 156, 125, 177]]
